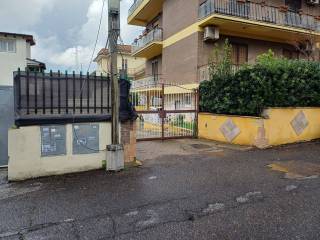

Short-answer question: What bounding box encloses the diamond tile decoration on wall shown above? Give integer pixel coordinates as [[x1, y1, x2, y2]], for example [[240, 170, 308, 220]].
[[220, 118, 241, 142], [291, 111, 309, 136]]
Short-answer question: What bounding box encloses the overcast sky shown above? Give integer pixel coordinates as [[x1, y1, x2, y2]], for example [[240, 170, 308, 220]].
[[0, 0, 142, 72]]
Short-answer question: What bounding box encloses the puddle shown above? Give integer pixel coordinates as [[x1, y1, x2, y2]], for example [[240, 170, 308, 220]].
[[190, 144, 212, 150], [268, 161, 320, 180]]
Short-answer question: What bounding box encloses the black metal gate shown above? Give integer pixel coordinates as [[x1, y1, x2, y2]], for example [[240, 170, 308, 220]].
[[131, 82, 198, 141]]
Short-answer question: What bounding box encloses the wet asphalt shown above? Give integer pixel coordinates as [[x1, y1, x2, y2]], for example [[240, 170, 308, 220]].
[[0, 140, 320, 240]]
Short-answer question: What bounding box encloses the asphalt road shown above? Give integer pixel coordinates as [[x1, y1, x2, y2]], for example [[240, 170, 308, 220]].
[[0, 140, 320, 240]]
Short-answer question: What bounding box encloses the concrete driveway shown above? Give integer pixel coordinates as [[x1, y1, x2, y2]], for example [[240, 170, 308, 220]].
[[0, 139, 320, 239]]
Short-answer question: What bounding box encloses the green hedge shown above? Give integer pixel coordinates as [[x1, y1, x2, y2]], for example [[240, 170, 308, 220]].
[[200, 52, 320, 116]]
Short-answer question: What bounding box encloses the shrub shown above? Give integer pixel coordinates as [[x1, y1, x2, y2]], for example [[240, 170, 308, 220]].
[[200, 50, 320, 116]]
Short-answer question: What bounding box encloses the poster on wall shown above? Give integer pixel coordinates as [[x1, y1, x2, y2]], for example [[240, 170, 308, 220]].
[[41, 125, 66, 157], [73, 123, 99, 155]]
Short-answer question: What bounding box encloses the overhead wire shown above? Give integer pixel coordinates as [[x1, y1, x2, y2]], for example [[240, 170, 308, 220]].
[[73, 0, 109, 152], [74, 0, 127, 152], [86, 0, 107, 73]]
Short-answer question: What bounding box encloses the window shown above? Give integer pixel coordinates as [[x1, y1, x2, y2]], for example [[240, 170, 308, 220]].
[[122, 58, 128, 70], [0, 39, 16, 52], [152, 59, 159, 81], [285, 0, 301, 11], [231, 43, 248, 65]]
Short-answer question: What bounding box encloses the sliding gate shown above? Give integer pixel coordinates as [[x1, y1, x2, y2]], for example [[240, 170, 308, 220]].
[[131, 82, 198, 141]]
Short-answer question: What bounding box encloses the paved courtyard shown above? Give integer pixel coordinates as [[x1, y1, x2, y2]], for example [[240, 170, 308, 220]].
[[0, 139, 320, 239]]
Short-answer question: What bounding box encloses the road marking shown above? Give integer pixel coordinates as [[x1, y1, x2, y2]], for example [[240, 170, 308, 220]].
[[136, 210, 159, 228], [125, 210, 139, 217], [236, 191, 262, 204], [203, 203, 225, 214], [285, 185, 298, 192]]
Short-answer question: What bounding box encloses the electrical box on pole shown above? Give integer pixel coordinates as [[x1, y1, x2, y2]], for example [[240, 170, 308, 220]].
[[106, 0, 124, 171]]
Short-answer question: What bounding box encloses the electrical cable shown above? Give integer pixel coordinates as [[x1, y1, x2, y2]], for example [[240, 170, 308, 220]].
[[72, 0, 109, 152], [86, 0, 106, 73], [73, 0, 127, 152]]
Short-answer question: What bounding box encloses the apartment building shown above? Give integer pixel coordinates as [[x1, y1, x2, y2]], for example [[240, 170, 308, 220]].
[[94, 44, 146, 80], [0, 32, 45, 167], [128, 0, 320, 85], [0, 32, 46, 86]]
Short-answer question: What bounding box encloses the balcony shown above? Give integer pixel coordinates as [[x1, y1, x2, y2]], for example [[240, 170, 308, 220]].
[[198, 63, 242, 82], [128, 0, 164, 26], [132, 28, 163, 59], [199, 0, 320, 43], [131, 75, 160, 89]]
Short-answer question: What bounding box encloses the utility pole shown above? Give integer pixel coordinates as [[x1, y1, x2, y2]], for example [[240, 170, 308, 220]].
[[106, 0, 124, 171], [109, 0, 120, 144]]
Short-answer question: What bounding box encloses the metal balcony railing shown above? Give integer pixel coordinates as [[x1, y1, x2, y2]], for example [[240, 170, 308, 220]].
[[198, 63, 242, 82], [128, 0, 144, 17], [132, 28, 163, 53], [199, 0, 320, 32], [131, 75, 161, 89]]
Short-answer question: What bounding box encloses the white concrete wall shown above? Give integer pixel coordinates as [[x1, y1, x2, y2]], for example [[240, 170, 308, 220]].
[[8, 122, 112, 181], [0, 36, 30, 86]]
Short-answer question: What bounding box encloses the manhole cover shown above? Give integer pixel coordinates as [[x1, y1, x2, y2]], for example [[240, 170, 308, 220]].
[[190, 144, 212, 149]]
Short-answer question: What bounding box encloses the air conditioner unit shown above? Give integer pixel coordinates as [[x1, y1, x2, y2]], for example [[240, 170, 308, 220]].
[[204, 26, 219, 42], [306, 0, 319, 5]]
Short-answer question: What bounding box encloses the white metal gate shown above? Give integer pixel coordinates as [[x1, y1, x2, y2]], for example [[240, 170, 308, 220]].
[[130, 82, 198, 141]]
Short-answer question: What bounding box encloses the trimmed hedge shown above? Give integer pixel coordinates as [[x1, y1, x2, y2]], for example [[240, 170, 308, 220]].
[[200, 52, 320, 116]]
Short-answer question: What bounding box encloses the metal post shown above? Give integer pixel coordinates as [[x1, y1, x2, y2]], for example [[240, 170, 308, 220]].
[[161, 83, 165, 141], [194, 89, 199, 138], [107, 0, 124, 171]]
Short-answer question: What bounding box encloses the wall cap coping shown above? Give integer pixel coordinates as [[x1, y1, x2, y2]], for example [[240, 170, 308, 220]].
[[265, 107, 320, 110], [199, 112, 264, 119], [200, 107, 320, 120]]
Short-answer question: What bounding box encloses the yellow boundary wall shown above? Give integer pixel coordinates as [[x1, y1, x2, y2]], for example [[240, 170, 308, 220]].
[[199, 108, 320, 148]]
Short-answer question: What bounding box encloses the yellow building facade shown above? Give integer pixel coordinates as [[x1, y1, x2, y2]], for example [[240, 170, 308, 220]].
[[94, 44, 146, 80]]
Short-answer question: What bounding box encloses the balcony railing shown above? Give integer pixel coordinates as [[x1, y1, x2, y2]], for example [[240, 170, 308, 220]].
[[132, 28, 163, 53], [198, 63, 242, 82], [128, 0, 144, 17], [199, 0, 320, 32], [131, 75, 161, 89]]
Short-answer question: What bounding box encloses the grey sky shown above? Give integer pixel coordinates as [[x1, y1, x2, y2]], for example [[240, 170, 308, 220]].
[[0, 0, 142, 72]]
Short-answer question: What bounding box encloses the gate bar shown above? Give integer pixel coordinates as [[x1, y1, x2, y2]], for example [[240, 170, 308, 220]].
[[161, 83, 165, 141]]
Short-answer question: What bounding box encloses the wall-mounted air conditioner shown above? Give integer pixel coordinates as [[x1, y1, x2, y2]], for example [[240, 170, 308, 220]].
[[306, 0, 320, 5], [204, 26, 219, 42]]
